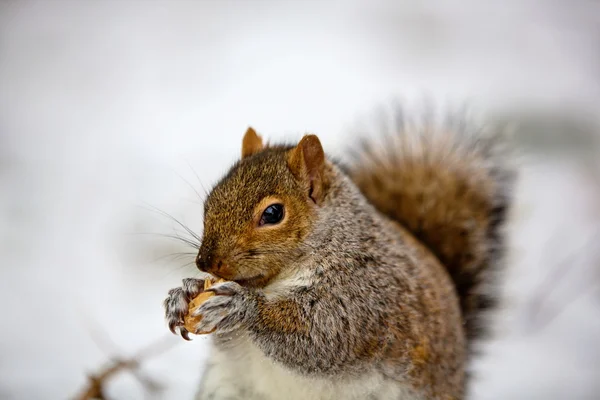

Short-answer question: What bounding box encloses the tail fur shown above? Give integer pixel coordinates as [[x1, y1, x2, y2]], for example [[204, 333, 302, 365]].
[[346, 105, 514, 341]]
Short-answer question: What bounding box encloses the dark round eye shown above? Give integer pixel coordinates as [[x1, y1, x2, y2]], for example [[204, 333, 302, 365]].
[[259, 204, 284, 226]]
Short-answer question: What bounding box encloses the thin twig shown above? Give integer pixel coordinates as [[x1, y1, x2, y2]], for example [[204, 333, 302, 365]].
[[74, 323, 179, 400]]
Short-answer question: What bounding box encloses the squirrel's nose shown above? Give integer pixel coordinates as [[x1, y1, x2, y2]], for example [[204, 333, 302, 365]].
[[195, 255, 210, 272], [196, 256, 229, 277]]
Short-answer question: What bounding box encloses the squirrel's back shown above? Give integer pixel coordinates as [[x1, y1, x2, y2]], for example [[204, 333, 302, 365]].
[[346, 106, 514, 342]]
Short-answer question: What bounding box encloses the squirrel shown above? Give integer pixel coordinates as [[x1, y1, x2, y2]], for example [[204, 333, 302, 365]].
[[163, 106, 514, 400]]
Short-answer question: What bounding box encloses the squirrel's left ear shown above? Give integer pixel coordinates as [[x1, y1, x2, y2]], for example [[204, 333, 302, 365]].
[[241, 127, 264, 159], [288, 134, 326, 204]]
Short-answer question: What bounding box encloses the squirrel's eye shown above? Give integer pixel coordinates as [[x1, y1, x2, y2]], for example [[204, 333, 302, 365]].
[[259, 204, 284, 226]]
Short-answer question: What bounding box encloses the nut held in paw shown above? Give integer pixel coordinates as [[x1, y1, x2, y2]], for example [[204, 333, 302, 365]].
[[184, 277, 226, 334]]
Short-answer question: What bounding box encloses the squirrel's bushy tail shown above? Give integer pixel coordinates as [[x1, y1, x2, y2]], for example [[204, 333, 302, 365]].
[[347, 105, 514, 341]]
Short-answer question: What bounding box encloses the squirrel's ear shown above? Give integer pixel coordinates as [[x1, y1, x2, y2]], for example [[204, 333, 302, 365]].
[[288, 134, 326, 204], [241, 127, 264, 159]]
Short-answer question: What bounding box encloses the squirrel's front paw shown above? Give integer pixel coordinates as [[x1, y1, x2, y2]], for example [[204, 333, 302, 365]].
[[192, 281, 257, 334], [164, 278, 204, 340]]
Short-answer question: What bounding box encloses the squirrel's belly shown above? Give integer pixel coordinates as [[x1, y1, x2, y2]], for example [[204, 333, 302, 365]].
[[198, 335, 421, 400]]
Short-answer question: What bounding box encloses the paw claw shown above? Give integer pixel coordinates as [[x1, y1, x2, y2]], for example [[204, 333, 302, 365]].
[[163, 278, 205, 339], [180, 327, 191, 341], [168, 320, 179, 335]]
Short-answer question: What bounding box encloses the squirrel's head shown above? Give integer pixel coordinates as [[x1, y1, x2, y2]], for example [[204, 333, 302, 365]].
[[196, 127, 330, 288]]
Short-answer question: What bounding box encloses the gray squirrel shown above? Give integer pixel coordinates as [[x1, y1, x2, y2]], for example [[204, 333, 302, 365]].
[[164, 108, 514, 400]]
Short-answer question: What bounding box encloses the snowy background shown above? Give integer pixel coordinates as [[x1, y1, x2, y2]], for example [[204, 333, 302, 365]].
[[1, 1, 599, 399]]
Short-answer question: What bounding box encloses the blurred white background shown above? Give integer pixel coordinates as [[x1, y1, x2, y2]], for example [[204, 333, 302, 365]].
[[1, 1, 599, 399]]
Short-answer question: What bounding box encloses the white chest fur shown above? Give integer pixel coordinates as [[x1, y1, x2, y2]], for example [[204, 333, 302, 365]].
[[196, 335, 418, 400]]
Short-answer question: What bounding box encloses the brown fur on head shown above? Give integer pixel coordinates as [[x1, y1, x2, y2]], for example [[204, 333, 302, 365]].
[[196, 127, 328, 287]]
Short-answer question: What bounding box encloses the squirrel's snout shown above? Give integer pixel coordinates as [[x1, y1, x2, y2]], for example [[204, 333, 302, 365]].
[[196, 254, 231, 277], [195, 256, 209, 272], [196, 242, 215, 272], [196, 238, 236, 278]]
